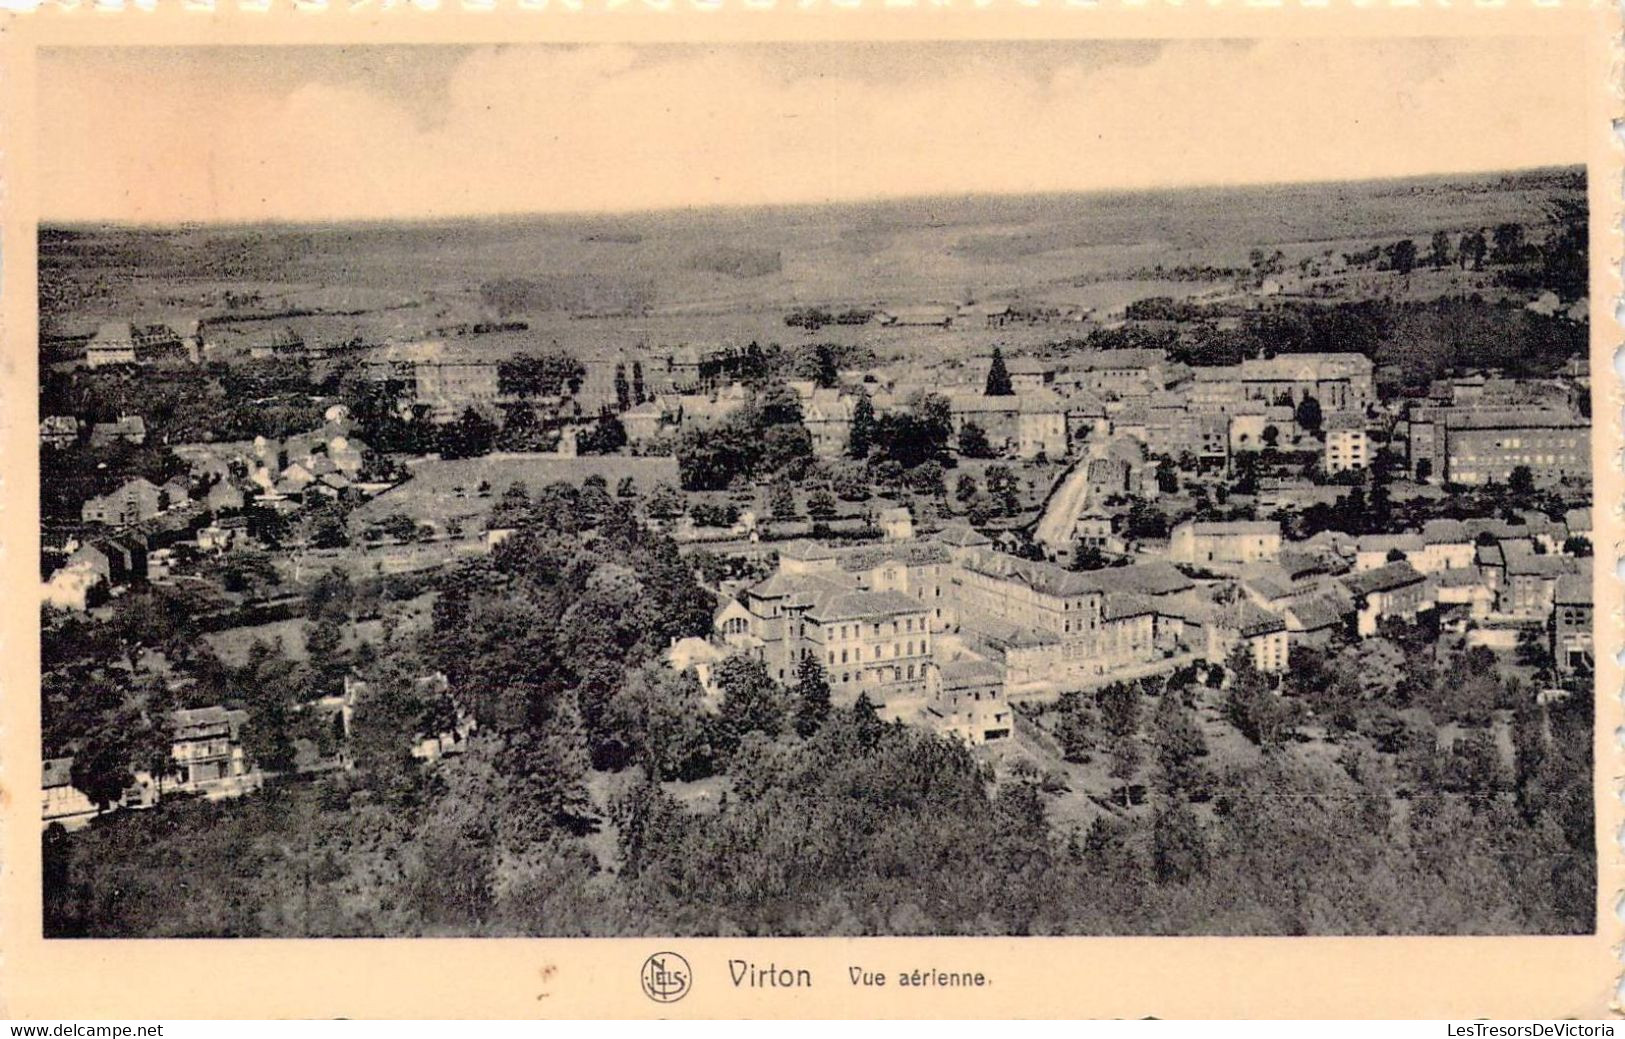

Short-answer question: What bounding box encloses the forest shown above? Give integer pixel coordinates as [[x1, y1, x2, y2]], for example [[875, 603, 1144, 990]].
[[44, 482, 1595, 939]]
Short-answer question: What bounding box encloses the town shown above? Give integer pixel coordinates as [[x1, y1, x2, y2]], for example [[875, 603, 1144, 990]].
[[39, 170, 1597, 938]]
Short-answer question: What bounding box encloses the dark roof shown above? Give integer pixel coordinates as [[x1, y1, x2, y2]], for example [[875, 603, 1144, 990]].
[[932, 523, 993, 548], [1285, 595, 1348, 632], [808, 589, 928, 623], [937, 659, 1005, 689], [1343, 561, 1425, 596]]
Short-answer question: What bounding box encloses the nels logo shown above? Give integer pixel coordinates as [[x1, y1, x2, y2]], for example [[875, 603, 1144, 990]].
[[640, 951, 692, 1004]]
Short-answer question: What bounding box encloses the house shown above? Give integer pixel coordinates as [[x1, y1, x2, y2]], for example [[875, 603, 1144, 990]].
[[42, 757, 98, 828], [1323, 412, 1369, 474], [923, 659, 1012, 744], [1552, 562, 1593, 681], [249, 325, 307, 360], [1017, 391, 1070, 459], [879, 506, 914, 542], [89, 415, 148, 447], [85, 322, 138, 367], [39, 415, 79, 449], [168, 706, 260, 796], [1407, 404, 1589, 487], [65, 536, 146, 587], [1415, 520, 1478, 572], [1354, 533, 1424, 572], [42, 564, 105, 611], [1001, 356, 1058, 392], [1342, 561, 1431, 637], [1054, 349, 1169, 395], [622, 401, 666, 442], [81, 477, 164, 526], [410, 684, 478, 761], [1168, 520, 1282, 567], [665, 636, 728, 706], [1151, 589, 1289, 672], [1494, 539, 1576, 619], [85, 321, 197, 368], [197, 515, 250, 552], [1282, 594, 1352, 650], [951, 550, 1170, 682], [1563, 507, 1592, 544], [207, 480, 248, 513], [803, 389, 856, 458]]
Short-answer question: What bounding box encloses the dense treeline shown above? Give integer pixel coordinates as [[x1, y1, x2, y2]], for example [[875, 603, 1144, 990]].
[[45, 478, 1595, 938], [46, 682, 1593, 937]]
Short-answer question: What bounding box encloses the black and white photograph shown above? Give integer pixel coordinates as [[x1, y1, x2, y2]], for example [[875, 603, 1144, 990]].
[[35, 37, 1598, 943]]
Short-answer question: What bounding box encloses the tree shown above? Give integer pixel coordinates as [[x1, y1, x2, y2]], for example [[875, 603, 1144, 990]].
[[1098, 681, 1140, 739], [606, 662, 714, 782], [1563, 536, 1592, 558], [442, 407, 497, 460], [769, 480, 797, 520], [1069, 545, 1108, 571], [1427, 230, 1454, 269], [985, 348, 1014, 396], [613, 364, 632, 412], [806, 488, 838, 521], [1491, 222, 1526, 265], [1109, 738, 1142, 806], [1385, 239, 1418, 276], [71, 730, 133, 811], [847, 394, 875, 460], [631, 360, 647, 404], [1508, 465, 1536, 502], [1458, 230, 1487, 270], [793, 654, 833, 738], [958, 422, 994, 459], [1294, 394, 1323, 434], [1151, 799, 1208, 884], [985, 465, 1020, 516], [1155, 458, 1179, 494], [714, 656, 785, 754], [955, 473, 979, 505], [1223, 648, 1291, 747], [1151, 690, 1209, 796], [645, 483, 684, 521], [1053, 692, 1096, 762], [1541, 199, 1588, 302], [578, 411, 628, 455]]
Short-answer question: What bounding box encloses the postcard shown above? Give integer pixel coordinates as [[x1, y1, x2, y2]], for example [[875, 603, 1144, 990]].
[[1, 2, 1619, 1019]]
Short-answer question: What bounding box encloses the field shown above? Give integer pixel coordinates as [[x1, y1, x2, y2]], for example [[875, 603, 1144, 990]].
[[42, 168, 1584, 369], [349, 453, 681, 532]]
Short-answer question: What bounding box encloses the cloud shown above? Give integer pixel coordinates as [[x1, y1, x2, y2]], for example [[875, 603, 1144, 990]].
[[38, 38, 1585, 224]]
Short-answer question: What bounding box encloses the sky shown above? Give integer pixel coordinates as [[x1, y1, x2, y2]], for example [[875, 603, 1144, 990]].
[[38, 38, 1586, 224]]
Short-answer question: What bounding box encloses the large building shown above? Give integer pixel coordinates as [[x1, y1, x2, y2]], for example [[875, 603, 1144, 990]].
[[950, 549, 1188, 682], [362, 342, 502, 421], [1169, 520, 1282, 567], [716, 567, 934, 707], [1408, 405, 1589, 488], [84, 320, 200, 368], [1189, 352, 1375, 413]]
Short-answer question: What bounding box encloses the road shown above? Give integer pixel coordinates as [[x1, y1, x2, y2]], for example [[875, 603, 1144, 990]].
[[1033, 458, 1093, 553]]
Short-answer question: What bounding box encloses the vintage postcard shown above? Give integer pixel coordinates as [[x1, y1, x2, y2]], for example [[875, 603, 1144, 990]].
[[1, 2, 1620, 1020]]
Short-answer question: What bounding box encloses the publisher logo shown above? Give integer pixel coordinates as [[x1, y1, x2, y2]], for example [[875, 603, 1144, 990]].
[[641, 951, 692, 1004]]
